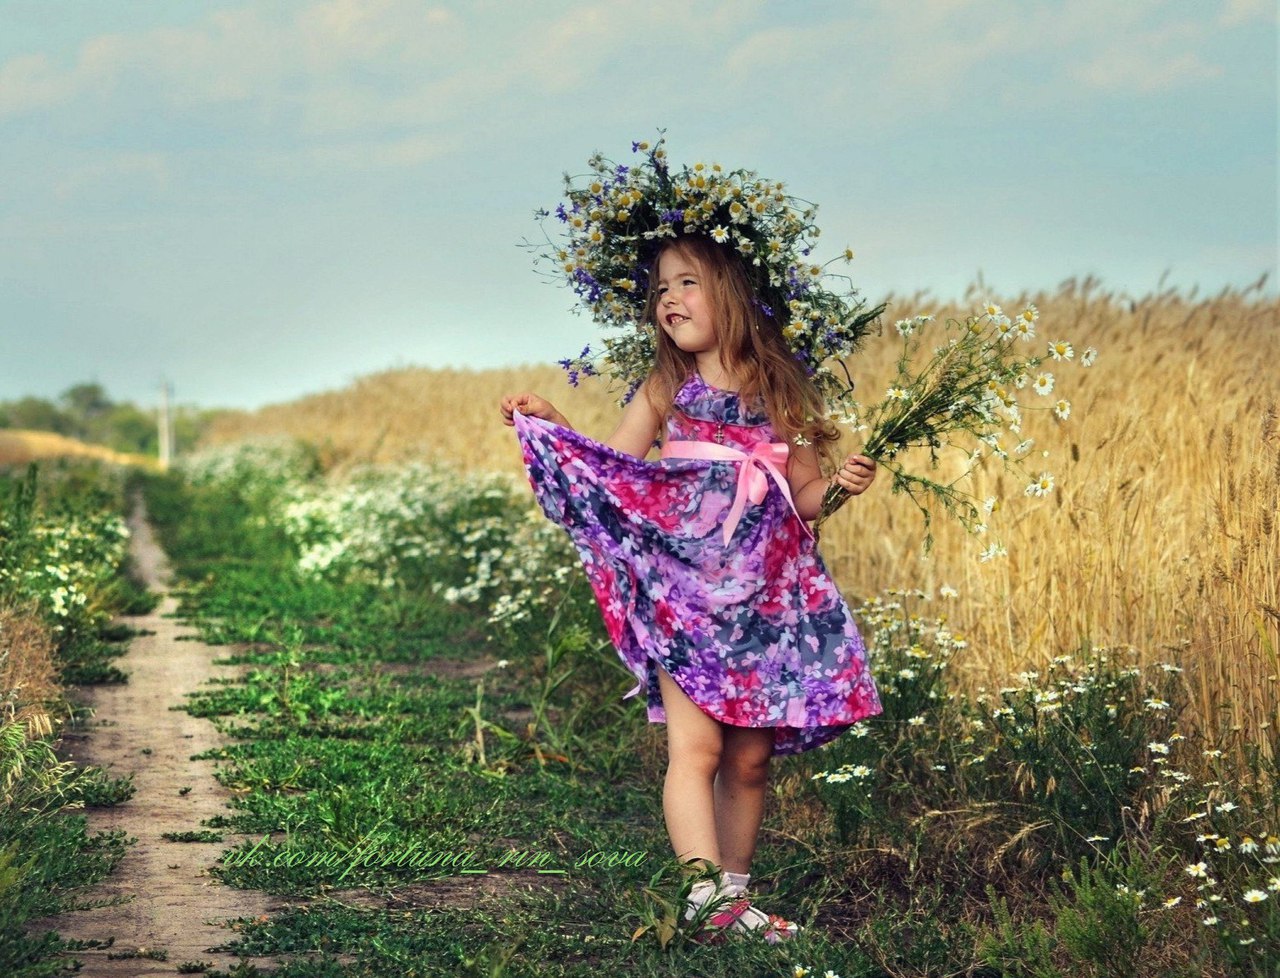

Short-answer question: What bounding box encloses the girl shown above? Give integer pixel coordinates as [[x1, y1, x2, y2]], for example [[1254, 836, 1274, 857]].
[[499, 233, 883, 942]]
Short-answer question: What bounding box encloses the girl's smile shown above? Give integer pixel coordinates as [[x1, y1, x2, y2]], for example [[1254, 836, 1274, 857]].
[[655, 250, 717, 354]]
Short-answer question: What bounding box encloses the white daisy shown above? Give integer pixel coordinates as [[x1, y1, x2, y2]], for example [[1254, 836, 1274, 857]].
[[710, 225, 730, 243], [1025, 472, 1054, 497], [1048, 340, 1074, 361], [1081, 346, 1098, 366], [1053, 399, 1071, 420], [979, 542, 1007, 561], [1032, 372, 1055, 396]]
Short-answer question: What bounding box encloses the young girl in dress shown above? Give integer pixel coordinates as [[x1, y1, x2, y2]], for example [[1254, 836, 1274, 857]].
[[499, 232, 883, 941]]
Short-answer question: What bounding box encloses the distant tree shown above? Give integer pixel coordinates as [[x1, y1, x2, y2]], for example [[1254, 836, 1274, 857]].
[[60, 382, 111, 417], [1, 384, 219, 458], [0, 397, 73, 434], [104, 404, 158, 455], [59, 383, 112, 440]]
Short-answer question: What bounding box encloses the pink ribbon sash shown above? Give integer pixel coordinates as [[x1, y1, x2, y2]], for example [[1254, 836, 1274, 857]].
[[661, 439, 814, 546]]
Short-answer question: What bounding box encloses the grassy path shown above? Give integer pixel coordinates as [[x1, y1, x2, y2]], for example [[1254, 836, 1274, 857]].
[[45, 458, 1260, 976], [25, 498, 291, 974]]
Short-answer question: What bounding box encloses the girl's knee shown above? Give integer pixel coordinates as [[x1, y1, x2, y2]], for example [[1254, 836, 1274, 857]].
[[721, 731, 774, 787], [669, 743, 722, 780], [667, 723, 723, 774], [721, 753, 770, 789]]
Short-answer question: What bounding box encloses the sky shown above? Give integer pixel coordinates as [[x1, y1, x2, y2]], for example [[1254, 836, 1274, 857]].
[[0, 0, 1275, 411]]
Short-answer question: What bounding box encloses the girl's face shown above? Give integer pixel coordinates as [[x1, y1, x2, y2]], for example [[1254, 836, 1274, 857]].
[[654, 247, 717, 355]]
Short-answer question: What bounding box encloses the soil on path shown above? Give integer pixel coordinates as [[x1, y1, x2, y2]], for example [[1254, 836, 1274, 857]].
[[25, 497, 295, 976]]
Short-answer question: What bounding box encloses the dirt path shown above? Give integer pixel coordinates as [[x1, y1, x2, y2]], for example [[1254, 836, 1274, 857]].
[[26, 497, 293, 976]]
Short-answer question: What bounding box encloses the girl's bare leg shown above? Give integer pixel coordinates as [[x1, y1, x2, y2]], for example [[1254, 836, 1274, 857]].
[[655, 665, 723, 871], [714, 724, 774, 875]]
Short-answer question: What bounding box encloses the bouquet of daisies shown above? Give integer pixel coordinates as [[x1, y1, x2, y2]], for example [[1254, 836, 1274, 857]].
[[814, 304, 1097, 552]]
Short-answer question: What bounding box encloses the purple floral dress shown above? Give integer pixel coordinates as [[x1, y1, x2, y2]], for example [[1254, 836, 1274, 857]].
[[512, 372, 882, 755]]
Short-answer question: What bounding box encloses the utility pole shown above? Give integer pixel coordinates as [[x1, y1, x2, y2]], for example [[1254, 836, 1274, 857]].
[[158, 381, 174, 470]]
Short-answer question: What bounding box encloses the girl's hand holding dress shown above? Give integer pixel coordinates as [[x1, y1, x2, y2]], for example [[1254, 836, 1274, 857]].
[[500, 392, 567, 428], [832, 454, 876, 496]]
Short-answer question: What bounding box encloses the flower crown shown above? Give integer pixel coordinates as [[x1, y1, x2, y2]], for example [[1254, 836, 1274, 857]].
[[527, 134, 885, 405]]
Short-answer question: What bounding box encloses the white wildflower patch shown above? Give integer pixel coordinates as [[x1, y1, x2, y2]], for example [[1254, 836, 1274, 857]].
[[264, 460, 585, 636]]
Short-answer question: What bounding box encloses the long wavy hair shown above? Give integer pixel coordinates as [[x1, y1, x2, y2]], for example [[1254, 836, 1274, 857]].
[[641, 235, 841, 470]]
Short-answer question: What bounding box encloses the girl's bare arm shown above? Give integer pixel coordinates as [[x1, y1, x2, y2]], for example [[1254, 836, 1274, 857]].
[[500, 382, 660, 460], [788, 442, 876, 521], [604, 379, 662, 458]]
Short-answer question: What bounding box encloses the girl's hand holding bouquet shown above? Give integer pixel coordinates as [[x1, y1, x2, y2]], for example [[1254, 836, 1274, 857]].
[[832, 454, 877, 496]]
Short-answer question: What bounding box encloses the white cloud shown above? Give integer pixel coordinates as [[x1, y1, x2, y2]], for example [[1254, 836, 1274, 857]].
[[1069, 17, 1226, 93], [0, 0, 1253, 142], [52, 152, 171, 202], [281, 131, 464, 171], [0, 2, 466, 117], [1219, 0, 1276, 28], [0, 0, 768, 125], [1074, 48, 1223, 93], [713, 5, 1005, 124], [719, 0, 1239, 126], [0, 52, 83, 115], [724, 23, 832, 79]]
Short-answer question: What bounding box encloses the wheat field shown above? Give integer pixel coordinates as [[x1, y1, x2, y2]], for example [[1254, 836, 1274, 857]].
[[203, 277, 1280, 776], [0, 430, 158, 469]]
